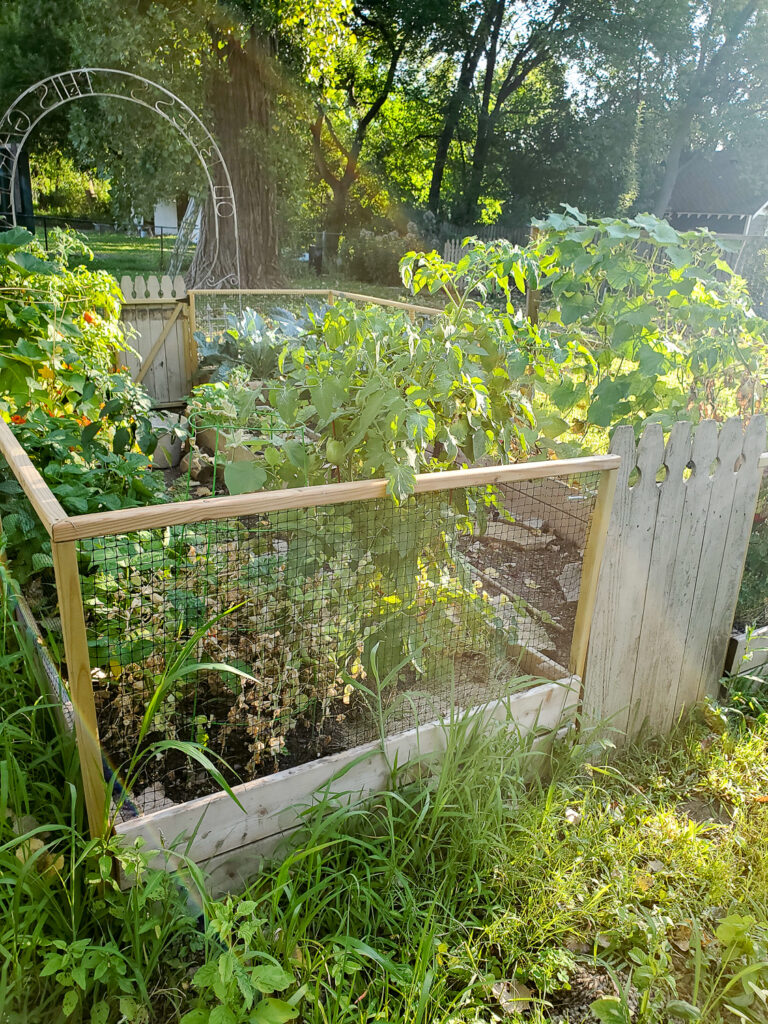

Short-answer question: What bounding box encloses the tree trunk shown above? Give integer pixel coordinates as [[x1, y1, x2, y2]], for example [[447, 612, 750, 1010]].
[[652, 113, 691, 218], [455, 113, 493, 224], [187, 36, 280, 289], [652, 0, 759, 218], [427, 26, 488, 215]]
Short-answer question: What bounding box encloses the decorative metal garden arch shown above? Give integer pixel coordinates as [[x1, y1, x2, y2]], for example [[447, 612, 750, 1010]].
[[0, 68, 240, 287]]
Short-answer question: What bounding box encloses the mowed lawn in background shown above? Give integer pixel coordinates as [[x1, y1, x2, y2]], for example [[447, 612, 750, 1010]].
[[66, 232, 192, 278]]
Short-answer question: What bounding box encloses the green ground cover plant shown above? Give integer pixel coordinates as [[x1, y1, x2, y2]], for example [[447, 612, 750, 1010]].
[[4, 560, 768, 1021]]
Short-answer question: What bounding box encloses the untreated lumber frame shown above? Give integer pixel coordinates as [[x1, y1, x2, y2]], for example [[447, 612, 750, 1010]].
[[51, 454, 621, 541], [1, 404, 622, 849], [188, 287, 440, 319], [0, 417, 106, 835]]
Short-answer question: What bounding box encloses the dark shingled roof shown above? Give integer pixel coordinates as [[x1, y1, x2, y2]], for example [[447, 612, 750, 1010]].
[[669, 151, 767, 216]]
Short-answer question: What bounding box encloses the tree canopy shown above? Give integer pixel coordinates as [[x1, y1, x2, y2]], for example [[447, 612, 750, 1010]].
[[1, 0, 767, 284]]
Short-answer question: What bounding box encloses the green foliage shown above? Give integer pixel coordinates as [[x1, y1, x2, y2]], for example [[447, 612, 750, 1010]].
[[7, 559, 768, 1021], [0, 227, 163, 581], [30, 148, 111, 220], [194, 307, 300, 385], [180, 900, 297, 1024], [529, 211, 766, 439], [339, 226, 432, 285]]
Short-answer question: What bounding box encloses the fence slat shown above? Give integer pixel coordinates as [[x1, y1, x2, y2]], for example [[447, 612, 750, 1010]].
[[676, 418, 746, 710], [581, 426, 636, 728], [630, 421, 691, 732], [699, 415, 766, 697], [649, 421, 718, 733]]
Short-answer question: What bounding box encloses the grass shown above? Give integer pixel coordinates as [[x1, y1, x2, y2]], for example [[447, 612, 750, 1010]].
[[57, 233, 445, 307], [2, 563, 768, 1022], [64, 232, 193, 279]]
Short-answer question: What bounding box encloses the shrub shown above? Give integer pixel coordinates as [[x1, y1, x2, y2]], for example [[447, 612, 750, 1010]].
[[0, 227, 162, 581], [339, 224, 434, 285]]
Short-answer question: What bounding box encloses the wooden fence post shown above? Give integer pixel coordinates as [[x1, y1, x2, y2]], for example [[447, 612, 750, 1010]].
[[569, 466, 619, 683], [51, 540, 107, 837]]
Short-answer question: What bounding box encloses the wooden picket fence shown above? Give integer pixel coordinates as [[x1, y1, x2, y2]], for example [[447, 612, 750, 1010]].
[[584, 416, 768, 739], [117, 280, 438, 407], [118, 275, 193, 406]]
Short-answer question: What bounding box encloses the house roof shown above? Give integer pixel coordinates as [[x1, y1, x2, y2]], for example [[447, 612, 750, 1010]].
[[669, 151, 767, 217]]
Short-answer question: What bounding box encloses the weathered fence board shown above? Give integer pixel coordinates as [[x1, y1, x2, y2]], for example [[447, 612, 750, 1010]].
[[583, 416, 767, 739], [118, 274, 191, 406], [630, 421, 692, 733], [580, 427, 638, 733]]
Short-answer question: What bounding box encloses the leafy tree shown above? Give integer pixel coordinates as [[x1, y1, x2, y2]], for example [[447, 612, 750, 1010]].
[[428, 0, 606, 224], [649, 0, 766, 215], [309, 0, 459, 246], [1, 0, 352, 285]]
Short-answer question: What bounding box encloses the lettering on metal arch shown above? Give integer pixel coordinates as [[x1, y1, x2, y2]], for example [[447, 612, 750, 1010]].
[[0, 68, 240, 287]]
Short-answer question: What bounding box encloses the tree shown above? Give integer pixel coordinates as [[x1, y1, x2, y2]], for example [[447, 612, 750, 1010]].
[[650, 0, 766, 215], [1, 0, 351, 286], [427, 0, 603, 224], [309, 0, 456, 245], [570, 0, 768, 217]]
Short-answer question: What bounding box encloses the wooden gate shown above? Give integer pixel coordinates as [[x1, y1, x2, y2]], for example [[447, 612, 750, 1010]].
[[583, 416, 767, 739], [118, 275, 195, 406]]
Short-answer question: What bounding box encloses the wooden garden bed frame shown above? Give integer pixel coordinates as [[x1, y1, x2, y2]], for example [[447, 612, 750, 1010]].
[[0, 412, 619, 857], [119, 281, 446, 407]]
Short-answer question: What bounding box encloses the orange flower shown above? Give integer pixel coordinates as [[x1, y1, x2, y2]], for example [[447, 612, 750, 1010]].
[[83, 310, 97, 325], [76, 415, 92, 427], [10, 414, 26, 425]]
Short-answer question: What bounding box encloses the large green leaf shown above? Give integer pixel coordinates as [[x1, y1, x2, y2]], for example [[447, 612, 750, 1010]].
[[224, 461, 268, 495], [0, 227, 34, 253]]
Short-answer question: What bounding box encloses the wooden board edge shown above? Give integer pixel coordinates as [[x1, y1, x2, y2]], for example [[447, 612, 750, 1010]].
[[0, 418, 70, 536], [114, 677, 579, 874], [8, 583, 75, 732], [52, 455, 621, 542], [726, 624, 768, 675]]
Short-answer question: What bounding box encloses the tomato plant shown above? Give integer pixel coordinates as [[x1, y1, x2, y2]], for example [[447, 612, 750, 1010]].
[[0, 227, 163, 582]]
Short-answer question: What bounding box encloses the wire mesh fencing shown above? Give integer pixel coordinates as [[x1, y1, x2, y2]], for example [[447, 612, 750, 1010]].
[[77, 471, 600, 816], [731, 465, 768, 680]]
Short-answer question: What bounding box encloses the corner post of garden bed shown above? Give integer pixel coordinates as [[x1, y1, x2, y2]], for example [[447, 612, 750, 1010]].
[[0, 418, 107, 838], [569, 461, 620, 684], [51, 538, 107, 839]]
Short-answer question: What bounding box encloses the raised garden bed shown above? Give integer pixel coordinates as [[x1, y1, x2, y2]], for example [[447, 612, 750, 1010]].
[[0, 409, 618, 883]]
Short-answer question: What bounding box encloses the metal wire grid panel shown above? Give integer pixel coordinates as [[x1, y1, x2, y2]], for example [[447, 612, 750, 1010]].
[[78, 472, 599, 815], [735, 466, 768, 633], [192, 292, 329, 343]]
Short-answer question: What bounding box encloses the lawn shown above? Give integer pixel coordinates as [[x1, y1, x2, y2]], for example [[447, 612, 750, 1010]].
[[3, 564, 768, 1023], [66, 232, 193, 278]]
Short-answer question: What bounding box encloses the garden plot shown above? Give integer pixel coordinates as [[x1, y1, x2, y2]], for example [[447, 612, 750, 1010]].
[[81, 470, 600, 818]]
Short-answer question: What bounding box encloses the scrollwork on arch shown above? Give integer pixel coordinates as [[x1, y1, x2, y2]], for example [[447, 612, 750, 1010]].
[[0, 68, 240, 288]]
